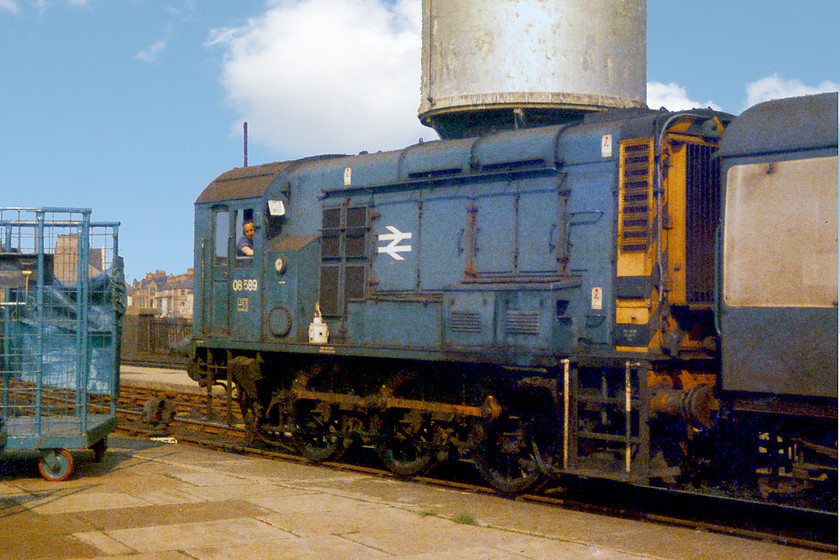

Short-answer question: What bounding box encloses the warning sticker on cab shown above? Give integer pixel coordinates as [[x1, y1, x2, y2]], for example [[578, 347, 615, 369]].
[[591, 287, 603, 310]]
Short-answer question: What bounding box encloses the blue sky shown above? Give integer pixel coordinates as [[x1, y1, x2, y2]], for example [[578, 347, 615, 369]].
[[1, 0, 837, 283]]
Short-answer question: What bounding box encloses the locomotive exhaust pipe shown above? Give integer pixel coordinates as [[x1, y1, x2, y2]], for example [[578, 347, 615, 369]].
[[243, 121, 248, 167]]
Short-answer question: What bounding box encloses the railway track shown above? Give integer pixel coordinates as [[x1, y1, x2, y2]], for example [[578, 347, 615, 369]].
[[114, 382, 837, 554]]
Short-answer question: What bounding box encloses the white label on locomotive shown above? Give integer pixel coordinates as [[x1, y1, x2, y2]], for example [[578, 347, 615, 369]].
[[377, 225, 413, 261], [601, 134, 613, 158], [232, 279, 258, 292], [591, 286, 603, 310]]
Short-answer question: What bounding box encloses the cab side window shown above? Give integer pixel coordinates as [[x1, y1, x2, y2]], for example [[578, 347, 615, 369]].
[[213, 208, 230, 264], [235, 209, 255, 261]]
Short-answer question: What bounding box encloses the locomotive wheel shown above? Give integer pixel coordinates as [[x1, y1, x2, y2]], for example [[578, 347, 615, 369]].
[[294, 401, 342, 462], [473, 412, 545, 494], [376, 410, 439, 477], [38, 448, 73, 482]]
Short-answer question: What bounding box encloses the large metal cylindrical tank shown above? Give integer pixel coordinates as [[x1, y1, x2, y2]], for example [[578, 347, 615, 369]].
[[419, 0, 647, 139]]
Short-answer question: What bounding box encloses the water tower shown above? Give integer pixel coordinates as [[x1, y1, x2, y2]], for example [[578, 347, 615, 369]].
[[419, 0, 647, 139]]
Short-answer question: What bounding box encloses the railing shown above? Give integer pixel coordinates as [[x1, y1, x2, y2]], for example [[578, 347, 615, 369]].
[[121, 314, 191, 367]]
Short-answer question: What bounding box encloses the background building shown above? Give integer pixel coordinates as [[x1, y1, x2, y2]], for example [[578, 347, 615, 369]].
[[127, 269, 193, 320]]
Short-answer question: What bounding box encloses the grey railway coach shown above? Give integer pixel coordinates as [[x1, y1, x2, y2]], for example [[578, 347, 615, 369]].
[[718, 93, 838, 420]]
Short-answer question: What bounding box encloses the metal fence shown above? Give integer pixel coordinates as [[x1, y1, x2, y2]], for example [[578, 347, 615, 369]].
[[121, 314, 191, 368]]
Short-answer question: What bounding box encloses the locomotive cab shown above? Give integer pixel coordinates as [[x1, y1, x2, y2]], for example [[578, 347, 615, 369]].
[[193, 158, 346, 352], [195, 163, 285, 345], [198, 197, 263, 342]]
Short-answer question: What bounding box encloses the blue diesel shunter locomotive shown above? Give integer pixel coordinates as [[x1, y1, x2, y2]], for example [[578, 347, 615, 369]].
[[189, 94, 837, 502]]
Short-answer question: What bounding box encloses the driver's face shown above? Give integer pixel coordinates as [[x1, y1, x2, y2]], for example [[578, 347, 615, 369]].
[[243, 222, 254, 239]]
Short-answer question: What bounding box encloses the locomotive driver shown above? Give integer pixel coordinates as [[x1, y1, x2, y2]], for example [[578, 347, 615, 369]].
[[237, 220, 254, 257]]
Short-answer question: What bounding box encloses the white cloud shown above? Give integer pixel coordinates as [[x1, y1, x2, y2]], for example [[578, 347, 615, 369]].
[[4, 0, 91, 14], [208, 0, 431, 158], [744, 74, 839, 110], [135, 39, 167, 63], [0, 0, 20, 13], [647, 82, 721, 112]]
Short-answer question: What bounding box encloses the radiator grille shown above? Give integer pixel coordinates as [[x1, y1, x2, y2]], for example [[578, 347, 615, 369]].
[[319, 205, 369, 317], [451, 311, 481, 333], [685, 143, 720, 304], [505, 310, 540, 335], [618, 139, 654, 253]]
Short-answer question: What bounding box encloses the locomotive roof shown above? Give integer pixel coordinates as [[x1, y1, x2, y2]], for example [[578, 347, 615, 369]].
[[196, 107, 740, 204], [717, 92, 838, 158], [196, 161, 292, 204], [196, 155, 349, 204]]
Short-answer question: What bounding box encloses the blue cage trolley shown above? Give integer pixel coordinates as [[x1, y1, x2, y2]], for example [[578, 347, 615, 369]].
[[0, 208, 123, 481]]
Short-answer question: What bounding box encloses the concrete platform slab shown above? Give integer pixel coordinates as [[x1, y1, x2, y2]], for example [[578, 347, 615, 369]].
[[21, 488, 152, 515], [0, 503, 95, 537], [120, 365, 223, 395], [69, 553, 188, 560], [177, 481, 303, 503], [0, 533, 99, 560], [340, 515, 523, 557], [73, 531, 136, 556], [75, 498, 271, 531], [104, 517, 296, 554], [0, 437, 832, 560], [403, 546, 533, 560], [186, 535, 394, 560]]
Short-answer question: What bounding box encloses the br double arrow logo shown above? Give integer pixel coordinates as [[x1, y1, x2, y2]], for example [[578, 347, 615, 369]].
[[377, 226, 412, 261]]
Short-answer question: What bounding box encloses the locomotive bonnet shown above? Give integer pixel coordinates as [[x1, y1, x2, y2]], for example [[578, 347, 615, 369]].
[[194, 108, 730, 366]]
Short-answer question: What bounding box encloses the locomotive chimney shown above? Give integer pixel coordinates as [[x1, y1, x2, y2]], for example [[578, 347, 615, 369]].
[[419, 0, 647, 139]]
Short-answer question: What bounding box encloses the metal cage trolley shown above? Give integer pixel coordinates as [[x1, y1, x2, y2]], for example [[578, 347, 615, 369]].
[[0, 208, 123, 481]]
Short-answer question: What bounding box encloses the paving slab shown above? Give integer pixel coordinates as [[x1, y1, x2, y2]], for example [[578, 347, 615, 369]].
[[73, 531, 136, 556], [75, 498, 271, 531], [104, 517, 297, 553], [0, 533, 100, 560], [186, 535, 394, 560], [0, 503, 95, 537], [120, 365, 224, 395], [0, 437, 832, 560]]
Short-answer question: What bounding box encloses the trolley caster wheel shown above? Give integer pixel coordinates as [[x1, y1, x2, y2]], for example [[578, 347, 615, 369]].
[[38, 448, 73, 482]]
